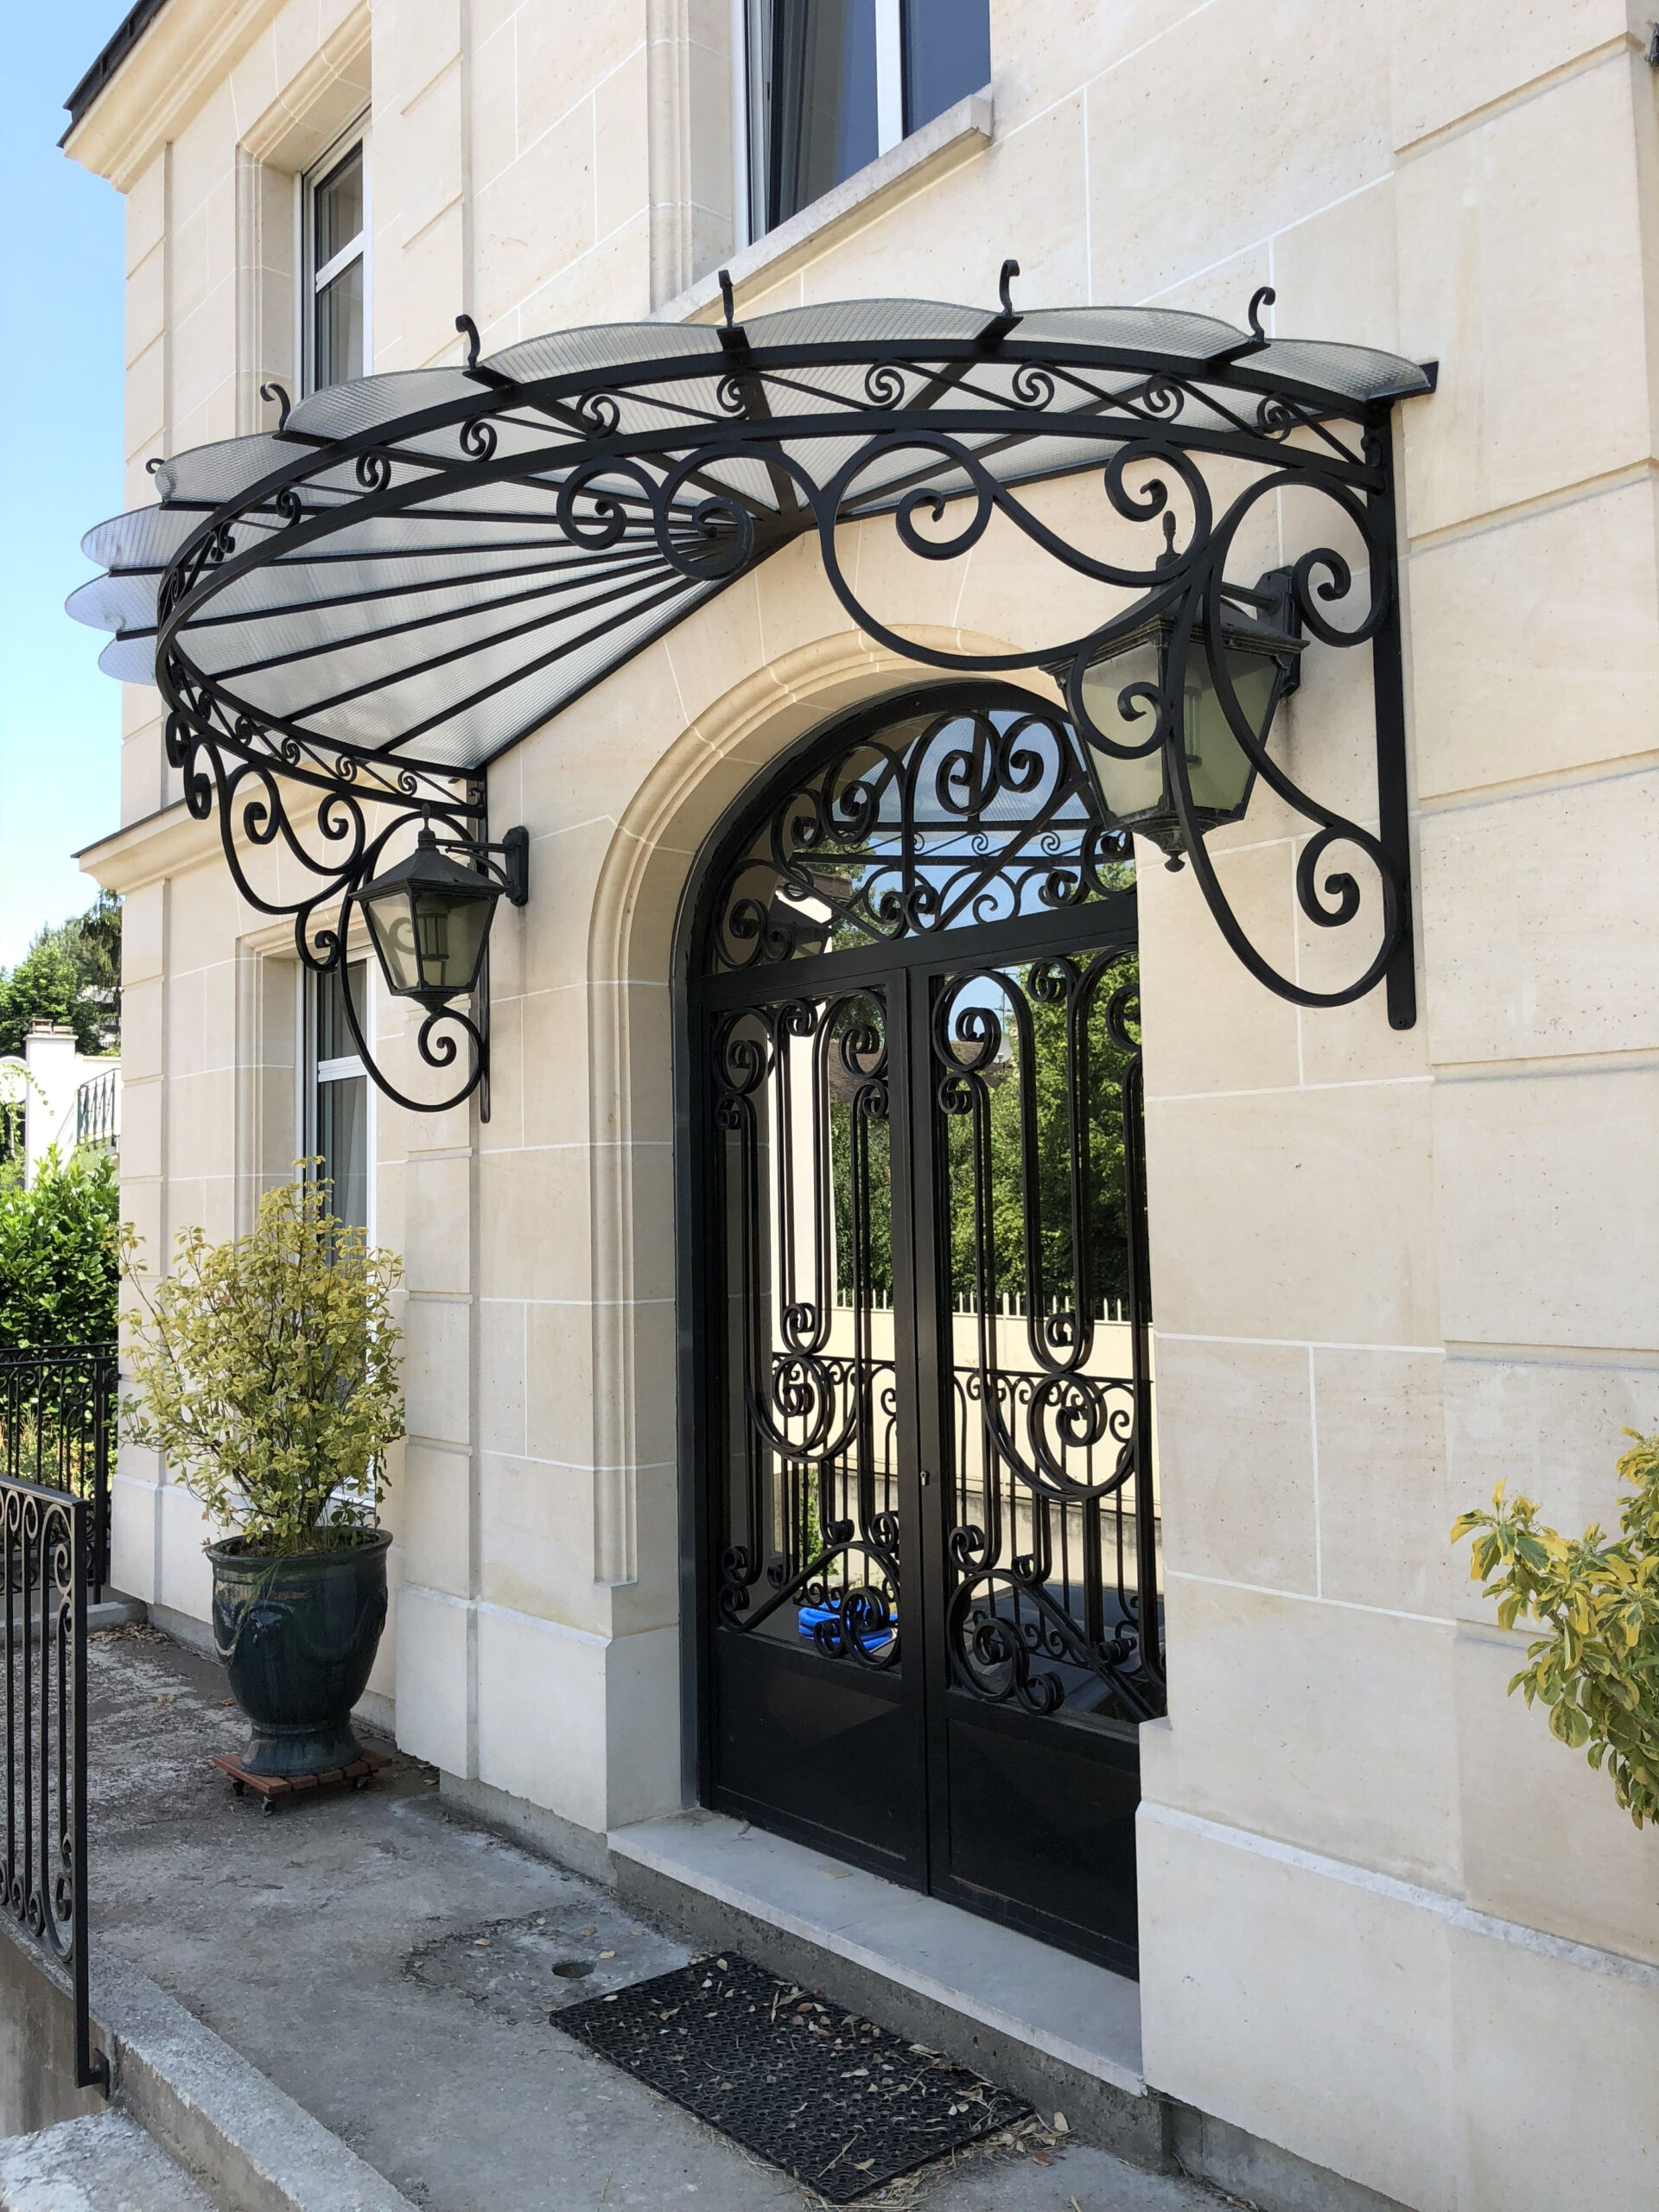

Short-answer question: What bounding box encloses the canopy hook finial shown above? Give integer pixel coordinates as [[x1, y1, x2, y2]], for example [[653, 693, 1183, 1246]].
[[259, 382, 291, 431], [998, 257, 1020, 317], [455, 314, 482, 371], [718, 269, 736, 328], [1246, 285, 1276, 345]]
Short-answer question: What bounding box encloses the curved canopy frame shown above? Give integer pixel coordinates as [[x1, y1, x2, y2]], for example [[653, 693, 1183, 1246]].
[[71, 282, 1431, 1105]]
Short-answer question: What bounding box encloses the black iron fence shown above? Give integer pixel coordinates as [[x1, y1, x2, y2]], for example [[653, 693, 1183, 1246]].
[[1, 1472, 108, 2088], [0, 1346, 116, 1602]]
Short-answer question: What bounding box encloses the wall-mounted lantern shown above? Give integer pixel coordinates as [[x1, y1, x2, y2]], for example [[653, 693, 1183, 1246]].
[[359, 824, 529, 1012], [1075, 573, 1304, 865]]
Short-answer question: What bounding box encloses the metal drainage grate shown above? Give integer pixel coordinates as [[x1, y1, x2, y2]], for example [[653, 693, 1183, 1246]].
[[552, 1953, 1028, 2202]]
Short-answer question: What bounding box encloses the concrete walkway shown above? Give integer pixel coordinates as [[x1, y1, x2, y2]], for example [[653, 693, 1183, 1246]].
[[84, 1624, 1225, 2212]]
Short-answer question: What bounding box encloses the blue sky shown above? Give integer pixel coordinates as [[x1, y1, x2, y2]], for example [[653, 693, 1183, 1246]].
[[0, 5, 134, 968]]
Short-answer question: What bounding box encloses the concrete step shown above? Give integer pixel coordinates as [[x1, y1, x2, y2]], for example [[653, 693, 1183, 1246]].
[[608, 1807, 1166, 2168], [0, 2113, 214, 2212]]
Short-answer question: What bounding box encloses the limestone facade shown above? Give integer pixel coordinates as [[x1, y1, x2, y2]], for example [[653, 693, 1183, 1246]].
[[67, 5, 1659, 2207]]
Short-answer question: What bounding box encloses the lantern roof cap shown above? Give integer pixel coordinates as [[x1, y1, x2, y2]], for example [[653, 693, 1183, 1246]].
[[360, 825, 498, 900]]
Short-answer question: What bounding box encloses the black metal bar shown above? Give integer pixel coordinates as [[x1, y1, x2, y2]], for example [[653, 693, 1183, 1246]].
[[0, 1471, 107, 2093], [1366, 410, 1418, 1032], [0, 1348, 117, 1599]]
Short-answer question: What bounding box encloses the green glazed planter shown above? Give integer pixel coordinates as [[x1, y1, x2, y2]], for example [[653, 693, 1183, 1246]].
[[208, 1529, 391, 1777]]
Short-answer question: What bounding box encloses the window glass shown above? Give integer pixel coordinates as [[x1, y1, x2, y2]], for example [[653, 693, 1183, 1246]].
[[315, 257, 364, 391], [768, 0, 880, 226], [315, 147, 363, 270], [903, 0, 990, 133], [316, 961, 366, 1063], [308, 140, 366, 392], [315, 961, 368, 1234]]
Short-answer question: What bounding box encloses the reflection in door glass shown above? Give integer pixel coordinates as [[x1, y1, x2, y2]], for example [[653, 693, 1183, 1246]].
[[714, 989, 901, 1668], [935, 951, 1164, 1727]]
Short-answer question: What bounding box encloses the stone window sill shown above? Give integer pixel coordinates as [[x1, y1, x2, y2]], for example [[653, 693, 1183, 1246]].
[[658, 86, 995, 326]]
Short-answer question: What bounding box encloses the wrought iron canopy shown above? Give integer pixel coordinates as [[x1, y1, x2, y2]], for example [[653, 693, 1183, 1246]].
[[70, 278, 1432, 1085]]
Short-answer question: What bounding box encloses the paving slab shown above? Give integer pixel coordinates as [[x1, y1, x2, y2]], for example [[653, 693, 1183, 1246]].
[[0, 2111, 214, 2211], [85, 1624, 1224, 2212]]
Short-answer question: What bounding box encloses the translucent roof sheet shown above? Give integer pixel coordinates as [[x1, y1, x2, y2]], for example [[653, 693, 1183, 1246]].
[[69, 296, 1430, 781]]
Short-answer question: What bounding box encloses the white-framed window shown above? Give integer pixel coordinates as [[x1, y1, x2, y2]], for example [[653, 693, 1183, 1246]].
[[302, 124, 370, 393], [737, 0, 988, 242], [304, 959, 372, 1235]]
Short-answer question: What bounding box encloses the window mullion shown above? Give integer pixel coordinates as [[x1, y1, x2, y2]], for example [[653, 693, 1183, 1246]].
[[314, 236, 364, 296]]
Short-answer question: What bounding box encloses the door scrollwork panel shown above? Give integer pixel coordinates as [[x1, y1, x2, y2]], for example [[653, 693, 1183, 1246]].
[[933, 953, 1164, 1724], [711, 989, 902, 1670]]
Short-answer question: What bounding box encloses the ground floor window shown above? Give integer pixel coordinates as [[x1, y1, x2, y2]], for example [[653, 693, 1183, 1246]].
[[308, 960, 370, 1233]]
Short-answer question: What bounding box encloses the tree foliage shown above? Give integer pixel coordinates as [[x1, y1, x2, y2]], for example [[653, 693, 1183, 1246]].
[[830, 956, 1140, 1312], [1452, 1430, 1659, 1827], [121, 1175, 404, 1555], [0, 1145, 120, 1349], [0, 892, 122, 1058]]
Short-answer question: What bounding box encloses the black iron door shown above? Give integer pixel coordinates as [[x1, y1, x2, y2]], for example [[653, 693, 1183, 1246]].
[[688, 689, 1164, 1974]]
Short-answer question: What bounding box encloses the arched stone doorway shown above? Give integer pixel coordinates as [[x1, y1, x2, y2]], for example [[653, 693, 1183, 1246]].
[[677, 683, 1162, 1973]]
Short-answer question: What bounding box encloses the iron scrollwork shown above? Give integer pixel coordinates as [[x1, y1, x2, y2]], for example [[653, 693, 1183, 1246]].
[[76, 281, 1428, 1045], [162, 683, 502, 1116], [1, 1477, 108, 2090], [709, 699, 1129, 973]]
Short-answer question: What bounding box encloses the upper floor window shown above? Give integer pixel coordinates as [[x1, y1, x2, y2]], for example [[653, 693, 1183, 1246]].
[[304, 130, 369, 392], [745, 0, 989, 236]]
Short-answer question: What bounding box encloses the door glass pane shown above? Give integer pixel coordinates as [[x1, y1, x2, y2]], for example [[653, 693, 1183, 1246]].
[[315, 256, 364, 390], [769, 0, 880, 226], [903, 0, 991, 133], [713, 988, 899, 1666], [934, 950, 1162, 1726]]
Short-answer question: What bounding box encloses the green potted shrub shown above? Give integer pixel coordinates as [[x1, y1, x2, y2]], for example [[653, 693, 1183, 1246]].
[[1453, 1428, 1659, 1826], [122, 1175, 404, 1778]]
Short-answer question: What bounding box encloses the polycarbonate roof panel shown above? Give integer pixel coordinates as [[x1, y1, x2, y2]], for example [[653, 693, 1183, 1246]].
[[79, 501, 198, 570], [69, 296, 1429, 773], [743, 299, 995, 348], [1017, 306, 1252, 360], [154, 435, 284, 505], [285, 368, 481, 441], [1249, 339, 1433, 402], [484, 321, 725, 385]]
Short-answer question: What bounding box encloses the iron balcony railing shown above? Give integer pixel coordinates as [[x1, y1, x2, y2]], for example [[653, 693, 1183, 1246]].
[[74, 1068, 120, 1152], [0, 1346, 116, 1602], [1, 1471, 108, 2088]]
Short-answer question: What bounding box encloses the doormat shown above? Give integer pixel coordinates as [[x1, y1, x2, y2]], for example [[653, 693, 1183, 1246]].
[[552, 1953, 1029, 2202]]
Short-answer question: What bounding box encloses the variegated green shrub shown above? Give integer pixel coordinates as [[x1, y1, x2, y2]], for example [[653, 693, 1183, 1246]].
[[121, 1173, 404, 1554], [1452, 1430, 1659, 1827]]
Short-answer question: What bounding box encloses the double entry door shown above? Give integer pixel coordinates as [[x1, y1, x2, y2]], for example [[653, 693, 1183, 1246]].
[[690, 905, 1162, 1974]]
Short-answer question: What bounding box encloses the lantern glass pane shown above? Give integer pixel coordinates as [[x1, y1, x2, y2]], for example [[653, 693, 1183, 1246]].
[[1078, 637, 1166, 823], [410, 887, 492, 994], [363, 892, 423, 996], [1184, 644, 1278, 815]]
